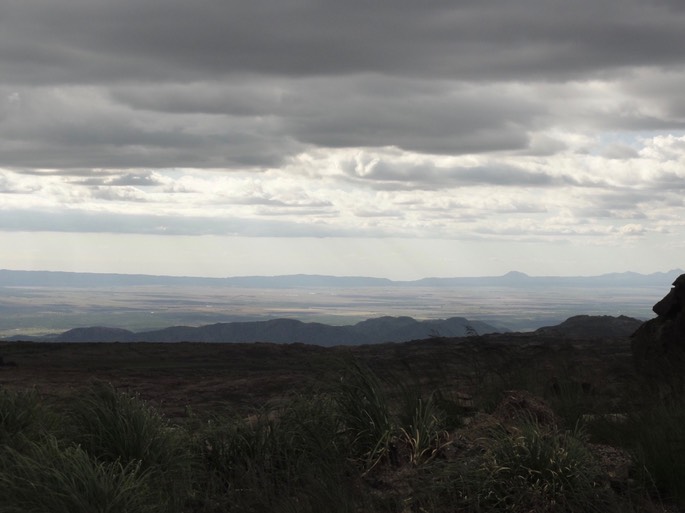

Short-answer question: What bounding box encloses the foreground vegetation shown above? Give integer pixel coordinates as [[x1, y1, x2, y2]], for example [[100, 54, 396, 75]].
[[1, 358, 684, 513]]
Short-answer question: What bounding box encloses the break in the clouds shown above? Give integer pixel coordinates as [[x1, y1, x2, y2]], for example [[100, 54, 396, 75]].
[[1, 0, 685, 277]]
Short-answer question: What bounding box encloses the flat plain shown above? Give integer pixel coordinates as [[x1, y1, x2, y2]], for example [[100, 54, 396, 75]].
[[0, 282, 663, 339]]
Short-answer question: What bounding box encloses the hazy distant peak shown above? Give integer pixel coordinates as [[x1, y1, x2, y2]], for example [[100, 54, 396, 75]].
[[501, 271, 530, 279], [54, 326, 135, 343]]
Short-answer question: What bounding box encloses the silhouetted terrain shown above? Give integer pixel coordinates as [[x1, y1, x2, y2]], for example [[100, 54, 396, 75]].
[[8, 315, 503, 345], [1, 268, 681, 289]]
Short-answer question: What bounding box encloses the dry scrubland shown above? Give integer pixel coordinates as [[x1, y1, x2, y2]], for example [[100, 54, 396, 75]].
[[1, 333, 684, 512]]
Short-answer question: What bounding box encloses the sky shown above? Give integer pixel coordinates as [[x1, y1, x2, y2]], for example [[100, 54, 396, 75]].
[[1, 0, 685, 279]]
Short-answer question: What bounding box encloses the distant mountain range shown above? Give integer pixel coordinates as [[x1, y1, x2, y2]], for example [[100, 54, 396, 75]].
[[7, 316, 503, 345], [0, 269, 674, 343], [0, 268, 682, 289], [4, 313, 646, 345]]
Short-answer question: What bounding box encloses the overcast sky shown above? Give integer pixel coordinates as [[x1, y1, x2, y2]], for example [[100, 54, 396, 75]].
[[1, 0, 684, 279]]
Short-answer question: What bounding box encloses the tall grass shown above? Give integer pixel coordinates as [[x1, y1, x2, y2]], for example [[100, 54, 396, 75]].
[[589, 396, 685, 508], [397, 390, 450, 465], [3, 363, 683, 512], [192, 394, 364, 513], [631, 401, 685, 507], [335, 363, 395, 471]]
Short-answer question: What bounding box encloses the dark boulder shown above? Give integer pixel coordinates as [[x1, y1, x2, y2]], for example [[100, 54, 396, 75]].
[[631, 274, 685, 394]]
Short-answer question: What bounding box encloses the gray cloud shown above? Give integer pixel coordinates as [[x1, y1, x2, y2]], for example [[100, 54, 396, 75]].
[[0, 171, 40, 193], [339, 157, 556, 189], [647, 171, 685, 191], [90, 186, 149, 202], [0, 208, 361, 238], [601, 144, 640, 159], [0, 86, 303, 169], [75, 171, 164, 187]]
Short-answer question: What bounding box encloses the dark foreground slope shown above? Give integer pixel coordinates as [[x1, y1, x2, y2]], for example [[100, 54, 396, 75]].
[[0, 328, 634, 418]]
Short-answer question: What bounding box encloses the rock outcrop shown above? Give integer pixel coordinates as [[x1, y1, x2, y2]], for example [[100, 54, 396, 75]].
[[631, 274, 685, 393]]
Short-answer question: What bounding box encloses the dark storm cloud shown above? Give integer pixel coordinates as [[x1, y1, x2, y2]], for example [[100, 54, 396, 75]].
[[110, 77, 541, 156], [2, 0, 685, 84], [2, 0, 685, 171]]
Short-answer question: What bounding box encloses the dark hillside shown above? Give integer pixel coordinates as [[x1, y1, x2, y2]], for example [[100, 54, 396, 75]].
[[0, 329, 635, 418], [10, 315, 503, 345], [53, 326, 136, 343], [534, 315, 643, 339]]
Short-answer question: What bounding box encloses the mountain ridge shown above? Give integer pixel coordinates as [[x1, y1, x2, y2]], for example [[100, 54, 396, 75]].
[[0, 268, 682, 289]]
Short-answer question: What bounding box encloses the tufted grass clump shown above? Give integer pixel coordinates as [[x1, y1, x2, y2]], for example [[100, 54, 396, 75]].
[[477, 420, 617, 512], [0, 436, 159, 513], [0, 386, 56, 450], [412, 417, 621, 513], [63, 382, 192, 511]]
